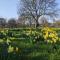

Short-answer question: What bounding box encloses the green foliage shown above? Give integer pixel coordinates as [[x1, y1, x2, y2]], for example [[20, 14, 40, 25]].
[[0, 28, 59, 60]]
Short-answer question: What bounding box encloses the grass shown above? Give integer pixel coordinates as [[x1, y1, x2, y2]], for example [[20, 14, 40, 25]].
[[0, 28, 60, 60]]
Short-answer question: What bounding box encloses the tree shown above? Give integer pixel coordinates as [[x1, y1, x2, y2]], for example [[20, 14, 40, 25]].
[[8, 18, 17, 28], [17, 16, 34, 27], [38, 15, 48, 26], [18, 0, 58, 28], [0, 18, 6, 28], [17, 16, 26, 27], [54, 20, 60, 27]]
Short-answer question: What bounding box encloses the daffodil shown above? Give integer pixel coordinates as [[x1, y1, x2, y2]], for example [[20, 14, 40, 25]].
[[16, 47, 19, 52], [42, 27, 58, 43], [8, 45, 14, 53]]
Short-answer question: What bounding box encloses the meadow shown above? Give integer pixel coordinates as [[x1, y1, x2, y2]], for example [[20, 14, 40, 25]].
[[0, 27, 60, 60]]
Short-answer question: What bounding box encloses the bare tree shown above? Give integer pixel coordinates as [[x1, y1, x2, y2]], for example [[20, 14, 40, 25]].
[[17, 16, 27, 27], [0, 18, 6, 28], [18, 0, 59, 28], [54, 20, 60, 27], [38, 15, 48, 26], [8, 18, 17, 28]]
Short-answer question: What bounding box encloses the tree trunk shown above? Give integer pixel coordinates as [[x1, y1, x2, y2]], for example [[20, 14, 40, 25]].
[[35, 20, 39, 28]]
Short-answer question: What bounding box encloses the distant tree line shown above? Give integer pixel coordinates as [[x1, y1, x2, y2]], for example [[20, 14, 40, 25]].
[[0, 18, 17, 28], [0, 17, 60, 28]]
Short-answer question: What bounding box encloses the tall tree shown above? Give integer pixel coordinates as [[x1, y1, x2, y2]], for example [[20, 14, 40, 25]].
[[18, 0, 58, 28]]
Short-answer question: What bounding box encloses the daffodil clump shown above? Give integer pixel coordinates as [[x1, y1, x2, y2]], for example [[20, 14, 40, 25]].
[[42, 27, 58, 43]]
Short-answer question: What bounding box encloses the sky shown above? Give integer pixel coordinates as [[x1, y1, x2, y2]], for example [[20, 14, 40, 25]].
[[0, 0, 18, 19], [0, 0, 60, 19]]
